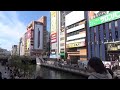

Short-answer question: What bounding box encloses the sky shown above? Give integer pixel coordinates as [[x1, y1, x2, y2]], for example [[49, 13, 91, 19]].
[[0, 11, 50, 51]]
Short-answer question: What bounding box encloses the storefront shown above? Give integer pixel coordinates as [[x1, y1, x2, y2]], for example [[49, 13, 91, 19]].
[[66, 38, 87, 61], [105, 41, 120, 61]]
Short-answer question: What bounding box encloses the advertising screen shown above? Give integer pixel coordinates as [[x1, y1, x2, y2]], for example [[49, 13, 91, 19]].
[[88, 11, 120, 27], [50, 11, 57, 43]]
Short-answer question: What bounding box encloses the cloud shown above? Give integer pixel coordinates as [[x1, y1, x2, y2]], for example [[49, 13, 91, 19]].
[[0, 11, 26, 51]]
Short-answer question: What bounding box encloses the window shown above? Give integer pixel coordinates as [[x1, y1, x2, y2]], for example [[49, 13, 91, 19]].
[[109, 22, 111, 29], [66, 20, 85, 30], [109, 32, 112, 41], [115, 31, 118, 39], [38, 30, 40, 48], [115, 21, 118, 27], [67, 29, 85, 37]]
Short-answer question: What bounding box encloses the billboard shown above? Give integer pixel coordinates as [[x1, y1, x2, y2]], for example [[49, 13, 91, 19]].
[[88, 11, 120, 27], [65, 11, 85, 27], [50, 11, 57, 43], [66, 41, 85, 48]]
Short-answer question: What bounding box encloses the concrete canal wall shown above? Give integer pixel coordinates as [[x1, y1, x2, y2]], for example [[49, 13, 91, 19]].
[[41, 63, 90, 78]]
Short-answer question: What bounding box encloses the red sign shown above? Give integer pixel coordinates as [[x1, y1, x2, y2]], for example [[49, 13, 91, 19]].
[[51, 33, 57, 43]]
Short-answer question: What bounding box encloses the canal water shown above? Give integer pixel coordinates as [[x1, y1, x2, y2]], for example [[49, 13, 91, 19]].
[[33, 65, 86, 79]]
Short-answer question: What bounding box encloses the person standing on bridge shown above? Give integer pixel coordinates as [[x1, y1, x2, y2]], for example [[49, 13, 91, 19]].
[[87, 57, 112, 79]]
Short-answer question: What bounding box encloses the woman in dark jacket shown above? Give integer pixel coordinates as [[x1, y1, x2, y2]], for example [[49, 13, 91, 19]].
[[87, 57, 112, 79]]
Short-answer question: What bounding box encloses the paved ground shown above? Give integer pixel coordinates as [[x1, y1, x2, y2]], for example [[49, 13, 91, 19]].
[[0, 63, 10, 79]]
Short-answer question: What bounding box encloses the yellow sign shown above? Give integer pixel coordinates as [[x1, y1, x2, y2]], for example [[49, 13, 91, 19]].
[[66, 42, 85, 48], [27, 39, 30, 50], [50, 11, 57, 34]]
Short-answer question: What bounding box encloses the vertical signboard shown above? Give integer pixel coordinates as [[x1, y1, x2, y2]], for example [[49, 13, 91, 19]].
[[50, 11, 57, 43]]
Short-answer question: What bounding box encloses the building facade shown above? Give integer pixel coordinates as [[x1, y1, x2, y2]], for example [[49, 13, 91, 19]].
[[24, 32, 28, 56], [86, 11, 120, 61], [26, 16, 48, 56], [19, 35, 25, 56], [58, 11, 66, 59], [65, 11, 87, 61], [50, 11, 59, 58], [50, 11, 87, 61]]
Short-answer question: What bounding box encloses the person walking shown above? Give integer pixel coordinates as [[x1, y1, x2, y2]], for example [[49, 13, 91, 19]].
[[87, 57, 112, 79]]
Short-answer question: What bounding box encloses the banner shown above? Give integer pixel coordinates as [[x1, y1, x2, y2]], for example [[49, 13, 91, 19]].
[[50, 11, 57, 43], [89, 11, 120, 27], [66, 41, 85, 48]]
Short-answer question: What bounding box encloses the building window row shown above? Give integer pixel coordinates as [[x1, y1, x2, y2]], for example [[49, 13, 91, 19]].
[[66, 20, 85, 30], [67, 37, 86, 42], [89, 20, 119, 44], [67, 29, 85, 37]]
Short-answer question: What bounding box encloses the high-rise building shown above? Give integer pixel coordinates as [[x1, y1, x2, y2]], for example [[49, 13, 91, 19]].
[[19, 35, 25, 56], [26, 16, 48, 56], [24, 32, 28, 56], [86, 11, 120, 61], [58, 11, 66, 59], [50, 11, 60, 58], [57, 11, 87, 62], [65, 11, 87, 62]]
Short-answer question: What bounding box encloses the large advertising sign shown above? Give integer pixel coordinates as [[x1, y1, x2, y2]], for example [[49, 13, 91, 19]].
[[66, 41, 85, 48], [89, 11, 120, 27], [50, 11, 57, 43]]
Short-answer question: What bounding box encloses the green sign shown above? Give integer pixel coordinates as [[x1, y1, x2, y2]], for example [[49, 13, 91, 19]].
[[89, 11, 120, 27]]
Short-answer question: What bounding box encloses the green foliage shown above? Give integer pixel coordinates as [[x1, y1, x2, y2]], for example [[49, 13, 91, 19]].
[[9, 55, 36, 78]]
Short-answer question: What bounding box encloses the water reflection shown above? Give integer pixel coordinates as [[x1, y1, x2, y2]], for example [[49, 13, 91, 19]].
[[34, 65, 85, 79]]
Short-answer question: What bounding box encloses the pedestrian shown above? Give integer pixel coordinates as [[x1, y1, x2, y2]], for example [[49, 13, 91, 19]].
[[87, 57, 112, 79]]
